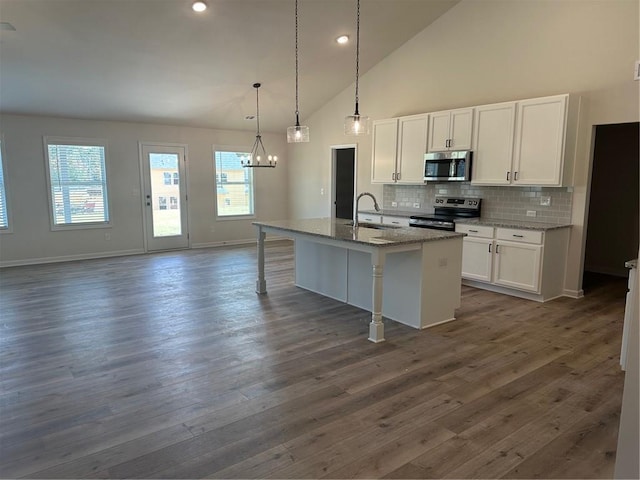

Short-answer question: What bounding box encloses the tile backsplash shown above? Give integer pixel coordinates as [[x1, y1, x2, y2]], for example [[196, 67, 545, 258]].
[[383, 183, 572, 224]]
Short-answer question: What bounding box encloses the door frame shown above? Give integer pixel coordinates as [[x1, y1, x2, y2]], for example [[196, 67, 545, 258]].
[[138, 141, 191, 252], [330, 144, 358, 219]]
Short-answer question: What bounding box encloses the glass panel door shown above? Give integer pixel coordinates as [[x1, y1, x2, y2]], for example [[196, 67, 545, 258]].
[[141, 144, 189, 251]]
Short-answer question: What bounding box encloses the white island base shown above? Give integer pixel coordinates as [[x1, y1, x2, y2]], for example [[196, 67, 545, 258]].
[[254, 219, 464, 342], [295, 238, 463, 333]]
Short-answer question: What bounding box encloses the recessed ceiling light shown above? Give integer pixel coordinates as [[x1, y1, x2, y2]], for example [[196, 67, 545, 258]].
[[336, 35, 349, 45], [192, 1, 207, 13]]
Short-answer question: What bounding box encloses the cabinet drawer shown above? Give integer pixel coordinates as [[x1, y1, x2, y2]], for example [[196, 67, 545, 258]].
[[358, 213, 382, 224], [382, 215, 410, 227], [496, 228, 543, 244], [456, 224, 494, 238]]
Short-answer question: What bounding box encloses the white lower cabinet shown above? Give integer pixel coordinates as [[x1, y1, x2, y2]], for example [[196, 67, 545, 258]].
[[381, 215, 410, 227], [493, 240, 542, 292], [357, 213, 382, 224], [456, 223, 569, 301]]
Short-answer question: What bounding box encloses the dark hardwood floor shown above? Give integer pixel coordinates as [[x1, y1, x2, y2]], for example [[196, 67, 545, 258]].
[[0, 241, 628, 478]]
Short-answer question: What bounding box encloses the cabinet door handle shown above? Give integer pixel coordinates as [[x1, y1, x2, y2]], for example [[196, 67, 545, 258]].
[[514, 171, 519, 181], [506, 171, 510, 181], [392, 173, 396, 181], [512, 234, 524, 238], [496, 244, 500, 253], [397, 172, 401, 180], [488, 243, 492, 253]]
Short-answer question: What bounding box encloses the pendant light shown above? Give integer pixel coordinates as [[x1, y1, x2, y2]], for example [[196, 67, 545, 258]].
[[344, 0, 370, 136], [287, 0, 310, 143], [242, 83, 277, 168]]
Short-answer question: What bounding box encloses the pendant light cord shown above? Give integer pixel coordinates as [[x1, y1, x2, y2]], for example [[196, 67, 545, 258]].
[[254, 83, 261, 136], [354, 0, 361, 115], [294, 0, 300, 125]]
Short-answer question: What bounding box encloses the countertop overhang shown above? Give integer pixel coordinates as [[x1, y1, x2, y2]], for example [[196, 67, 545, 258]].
[[253, 218, 464, 247]]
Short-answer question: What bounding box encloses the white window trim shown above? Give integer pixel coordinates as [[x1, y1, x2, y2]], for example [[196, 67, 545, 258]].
[[43, 136, 113, 231], [0, 134, 13, 234], [213, 144, 256, 220]]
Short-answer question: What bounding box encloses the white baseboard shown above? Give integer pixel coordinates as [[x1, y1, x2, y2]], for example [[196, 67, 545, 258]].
[[0, 249, 145, 268], [191, 236, 290, 249], [1, 237, 293, 268], [563, 288, 584, 298]]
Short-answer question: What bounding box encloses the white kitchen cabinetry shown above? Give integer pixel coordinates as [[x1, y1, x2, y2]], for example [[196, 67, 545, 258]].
[[471, 102, 517, 185], [371, 119, 398, 183], [512, 95, 568, 185], [427, 108, 473, 152], [357, 213, 382, 224], [381, 215, 410, 227], [493, 232, 542, 293], [456, 224, 570, 301], [472, 94, 579, 186], [371, 115, 427, 184]]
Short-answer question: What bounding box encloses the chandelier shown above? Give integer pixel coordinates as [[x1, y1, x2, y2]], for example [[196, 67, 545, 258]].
[[242, 83, 277, 168]]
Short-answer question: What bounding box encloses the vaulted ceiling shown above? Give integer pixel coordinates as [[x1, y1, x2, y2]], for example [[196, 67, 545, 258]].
[[0, 0, 460, 132]]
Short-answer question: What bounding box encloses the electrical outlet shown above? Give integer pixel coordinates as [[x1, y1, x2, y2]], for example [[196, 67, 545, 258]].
[[391, 201, 398, 207], [526, 210, 537, 217], [320, 188, 325, 195], [540, 196, 551, 206], [413, 202, 420, 208]]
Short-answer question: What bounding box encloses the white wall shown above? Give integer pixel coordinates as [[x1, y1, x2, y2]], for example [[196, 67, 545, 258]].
[[0, 114, 289, 265], [287, 0, 640, 295]]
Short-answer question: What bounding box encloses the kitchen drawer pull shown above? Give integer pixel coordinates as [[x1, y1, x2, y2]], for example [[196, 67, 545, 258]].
[[391, 221, 400, 224], [512, 234, 524, 238], [469, 229, 479, 233]]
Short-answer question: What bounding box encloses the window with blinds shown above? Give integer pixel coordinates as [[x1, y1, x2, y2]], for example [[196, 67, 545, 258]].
[[214, 149, 254, 217], [45, 138, 110, 227], [0, 141, 8, 230]]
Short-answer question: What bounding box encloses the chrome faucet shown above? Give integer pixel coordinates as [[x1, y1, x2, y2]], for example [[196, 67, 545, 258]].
[[353, 192, 380, 228]]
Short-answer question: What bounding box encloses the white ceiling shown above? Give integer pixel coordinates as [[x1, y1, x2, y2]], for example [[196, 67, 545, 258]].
[[0, 0, 459, 132]]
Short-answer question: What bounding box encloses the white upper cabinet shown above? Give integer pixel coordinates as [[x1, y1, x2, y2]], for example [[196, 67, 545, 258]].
[[512, 95, 568, 185], [472, 94, 575, 187], [427, 108, 473, 152], [371, 118, 398, 184], [371, 114, 427, 184], [396, 114, 428, 183], [471, 102, 517, 185]]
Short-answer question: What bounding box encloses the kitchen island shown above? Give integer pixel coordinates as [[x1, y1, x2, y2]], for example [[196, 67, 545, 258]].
[[253, 218, 464, 342]]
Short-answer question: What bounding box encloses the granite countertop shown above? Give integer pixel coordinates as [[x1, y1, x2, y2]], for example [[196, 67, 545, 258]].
[[253, 218, 463, 246], [625, 259, 637, 269], [455, 217, 572, 231]]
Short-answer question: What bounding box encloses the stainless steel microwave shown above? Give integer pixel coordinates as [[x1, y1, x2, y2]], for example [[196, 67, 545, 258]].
[[424, 151, 472, 182]]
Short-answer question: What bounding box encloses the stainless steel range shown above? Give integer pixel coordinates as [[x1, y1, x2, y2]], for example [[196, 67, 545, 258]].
[[409, 197, 482, 231]]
